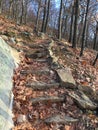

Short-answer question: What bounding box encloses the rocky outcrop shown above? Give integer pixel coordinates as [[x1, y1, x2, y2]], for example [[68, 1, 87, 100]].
[[49, 40, 76, 89], [48, 39, 97, 111], [0, 37, 20, 130]]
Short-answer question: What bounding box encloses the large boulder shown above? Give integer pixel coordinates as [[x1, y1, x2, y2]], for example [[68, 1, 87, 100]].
[[0, 37, 20, 130], [56, 67, 76, 89]]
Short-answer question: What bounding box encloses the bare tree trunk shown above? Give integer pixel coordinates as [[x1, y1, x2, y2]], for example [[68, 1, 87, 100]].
[[35, 0, 42, 31], [80, 0, 90, 56], [69, 5, 74, 43], [44, 0, 50, 33], [85, 22, 89, 47], [0, 0, 2, 14], [58, 0, 63, 40], [41, 0, 47, 32], [14, 0, 18, 20], [20, 0, 24, 24], [77, 14, 84, 45], [9, 0, 14, 18], [93, 22, 98, 50], [72, 0, 79, 48], [24, 0, 28, 24], [63, 15, 68, 38]]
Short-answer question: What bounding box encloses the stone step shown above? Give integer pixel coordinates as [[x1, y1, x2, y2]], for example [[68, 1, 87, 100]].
[[25, 59, 48, 64], [24, 47, 48, 53], [34, 59, 47, 63], [26, 81, 59, 90], [25, 51, 48, 59], [20, 69, 51, 75], [44, 114, 78, 124], [24, 43, 47, 49], [32, 57, 52, 64], [30, 95, 65, 104]]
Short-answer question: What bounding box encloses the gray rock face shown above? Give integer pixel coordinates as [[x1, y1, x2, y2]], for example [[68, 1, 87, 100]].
[[0, 37, 19, 130], [56, 68, 76, 89], [69, 91, 97, 110]]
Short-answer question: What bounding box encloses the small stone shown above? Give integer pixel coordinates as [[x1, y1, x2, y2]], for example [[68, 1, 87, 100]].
[[86, 77, 91, 82], [10, 37, 16, 44], [17, 114, 27, 123]]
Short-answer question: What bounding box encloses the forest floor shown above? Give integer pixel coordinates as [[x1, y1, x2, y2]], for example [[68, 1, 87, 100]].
[[0, 15, 98, 130]]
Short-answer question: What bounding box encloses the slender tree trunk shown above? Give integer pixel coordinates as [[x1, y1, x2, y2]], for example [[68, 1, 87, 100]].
[[24, 0, 28, 24], [20, 0, 24, 24], [80, 0, 90, 56], [58, 0, 63, 40], [41, 0, 47, 32], [77, 14, 84, 45], [12, 0, 15, 19], [69, 5, 74, 43], [14, 0, 17, 20], [61, 0, 68, 39], [85, 22, 89, 47], [0, 0, 2, 14], [93, 22, 98, 50], [44, 0, 50, 33], [63, 15, 68, 38], [72, 0, 79, 48], [35, 0, 42, 31], [9, 0, 14, 18]]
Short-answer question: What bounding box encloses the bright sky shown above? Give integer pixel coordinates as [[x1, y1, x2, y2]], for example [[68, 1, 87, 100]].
[[55, 0, 60, 8]]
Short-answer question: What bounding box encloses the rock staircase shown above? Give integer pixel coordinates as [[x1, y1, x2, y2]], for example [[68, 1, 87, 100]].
[[13, 38, 97, 130]]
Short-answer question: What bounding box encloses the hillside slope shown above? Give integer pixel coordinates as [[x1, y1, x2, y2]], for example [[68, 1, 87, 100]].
[[0, 15, 98, 130]]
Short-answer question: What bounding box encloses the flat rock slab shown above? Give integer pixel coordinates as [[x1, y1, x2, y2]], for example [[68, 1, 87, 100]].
[[26, 81, 59, 90], [31, 96, 65, 104], [56, 68, 76, 89], [69, 91, 97, 110], [45, 115, 78, 124], [20, 68, 51, 75]]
